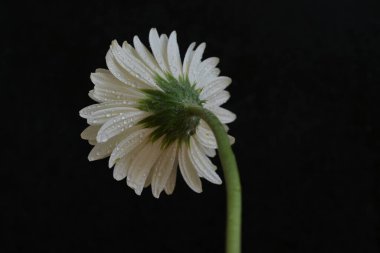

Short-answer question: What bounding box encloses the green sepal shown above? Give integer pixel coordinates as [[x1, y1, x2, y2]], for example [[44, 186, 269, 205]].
[[137, 73, 205, 148]]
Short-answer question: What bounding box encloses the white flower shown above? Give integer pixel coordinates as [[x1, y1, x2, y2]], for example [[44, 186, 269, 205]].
[[80, 28, 236, 198]]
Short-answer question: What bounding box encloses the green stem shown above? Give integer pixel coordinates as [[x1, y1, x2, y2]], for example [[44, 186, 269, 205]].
[[187, 105, 242, 253]]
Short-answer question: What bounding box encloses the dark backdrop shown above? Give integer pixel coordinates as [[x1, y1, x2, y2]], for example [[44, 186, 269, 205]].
[[1, 0, 379, 252]]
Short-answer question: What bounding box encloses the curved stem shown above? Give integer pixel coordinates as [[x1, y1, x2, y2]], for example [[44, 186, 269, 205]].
[[187, 105, 242, 253]]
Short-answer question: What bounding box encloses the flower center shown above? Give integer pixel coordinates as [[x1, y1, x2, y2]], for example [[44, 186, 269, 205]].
[[137, 73, 204, 147]]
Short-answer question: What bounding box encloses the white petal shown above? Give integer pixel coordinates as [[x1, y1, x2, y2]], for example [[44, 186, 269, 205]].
[[121, 41, 162, 92], [229, 135, 236, 145], [88, 134, 122, 161], [108, 128, 151, 168], [178, 145, 202, 193], [79, 102, 137, 125], [164, 162, 178, 195], [94, 68, 109, 74], [88, 140, 97, 146], [188, 137, 222, 184], [195, 121, 217, 149], [89, 108, 137, 125], [133, 36, 164, 76], [144, 168, 154, 188], [188, 43, 206, 84], [110, 40, 157, 88], [160, 34, 170, 71], [167, 31, 183, 78], [200, 76, 232, 100], [90, 71, 143, 102], [88, 90, 102, 102], [196, 120, 235, 148], [161, 34, 169, 44], [91, 69, 135, 91], [197, 68, 221, 89], [114, 142, 145, 181], [81, 125, 101, 140], [204, 90, 231, 108], [92, 88, 140, 103], [127, 140, 163, 195], [105, 49, 149, 89], [113, 155, 131, 181], [195, 57, 219, 85], [209, 106, 236, 124], [96, 111, 146, 142], [182, 42, 196, 76], [203, 147, 216, 158], [151, 142, 178, 198], [80, 101, 134, 118], [149, 28, 169, 73]]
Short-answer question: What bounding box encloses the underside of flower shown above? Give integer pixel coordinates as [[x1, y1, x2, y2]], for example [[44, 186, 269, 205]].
[[80, 28, 236, 197], [138, 73, 205, 147]]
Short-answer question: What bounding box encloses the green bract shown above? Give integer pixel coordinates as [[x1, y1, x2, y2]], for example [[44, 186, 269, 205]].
[[137, 73, 205, 148]]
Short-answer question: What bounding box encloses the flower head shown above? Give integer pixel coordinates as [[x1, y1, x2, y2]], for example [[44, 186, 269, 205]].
[[80, 28, 236, 197]]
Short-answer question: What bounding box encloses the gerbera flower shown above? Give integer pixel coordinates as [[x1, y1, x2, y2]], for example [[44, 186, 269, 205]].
[[80, 28, 236, 198]]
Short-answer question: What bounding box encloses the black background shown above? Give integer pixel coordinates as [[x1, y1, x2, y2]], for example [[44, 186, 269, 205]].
[[1, 0, 379, 252]]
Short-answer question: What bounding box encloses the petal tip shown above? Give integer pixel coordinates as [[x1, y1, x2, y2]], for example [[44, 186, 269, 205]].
[[170, 30, 177, 38], [199, 42, 206, 49], [111, 40, 120, 48], [133, 35, 140, 44], [113, 172, 125, 181], [79, 109, 87, 118], [108, 158, 115, 168], [150, 28, 158, 36], [152, 191, 161, 199], [134, 188, 143, 196]]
